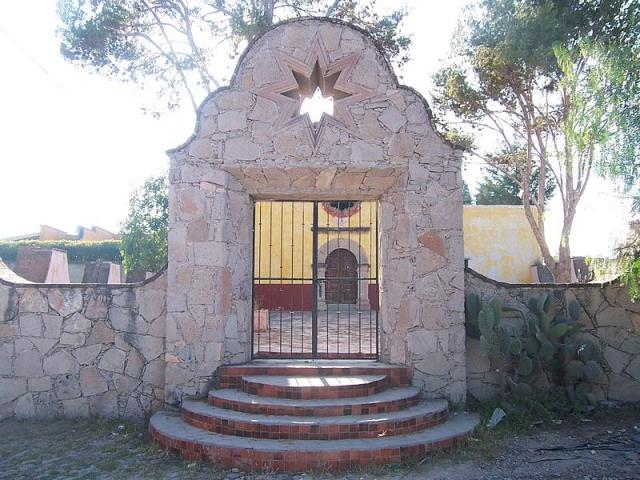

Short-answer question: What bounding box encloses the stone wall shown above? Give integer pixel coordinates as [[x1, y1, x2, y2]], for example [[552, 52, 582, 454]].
[[166, 18, 465, 403], [465, 268, 640, 403], [0, 259, 167, 419]]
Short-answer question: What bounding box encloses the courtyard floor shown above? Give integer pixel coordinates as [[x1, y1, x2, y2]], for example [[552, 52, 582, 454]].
[[253, 309, 378, 358], [1, 405, 639, 480]]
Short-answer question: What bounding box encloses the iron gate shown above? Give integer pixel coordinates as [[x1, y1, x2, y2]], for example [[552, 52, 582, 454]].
[[251, 200, 379, 359]]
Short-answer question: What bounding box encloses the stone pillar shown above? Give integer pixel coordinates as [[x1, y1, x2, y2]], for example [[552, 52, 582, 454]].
[[380, 151, 466, 402], [165, 163, 252, 404]]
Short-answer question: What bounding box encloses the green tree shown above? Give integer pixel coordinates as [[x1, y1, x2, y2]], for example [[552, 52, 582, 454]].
[[57, 0, 411, 114], [617, 221, 640, 301], [433, 0, 640, 282], [120, 175, 169, 273], [463, 180, 473, 204], [475, 165, 555, 206]]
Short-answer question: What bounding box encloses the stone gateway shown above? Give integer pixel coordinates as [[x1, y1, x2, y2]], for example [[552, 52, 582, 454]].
[[165, 17, 466, 405]]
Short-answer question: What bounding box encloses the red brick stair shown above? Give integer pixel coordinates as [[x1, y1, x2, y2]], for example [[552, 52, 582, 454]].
[[208, 385, 422, 416], [149, 361, 479, 471], [239, 374, 389, 399]]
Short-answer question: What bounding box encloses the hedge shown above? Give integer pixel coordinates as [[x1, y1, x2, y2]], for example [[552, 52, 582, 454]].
[[0, 240, 122, 264]]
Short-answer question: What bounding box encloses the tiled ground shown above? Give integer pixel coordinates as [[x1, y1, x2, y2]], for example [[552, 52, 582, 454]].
[[253, 309, 378, 358]]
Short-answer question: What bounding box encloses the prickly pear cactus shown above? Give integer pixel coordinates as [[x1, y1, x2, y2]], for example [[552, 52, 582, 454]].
[[563, 338, 603, 408], [466, 291, 604, 411], [465, 292, 482, 339]]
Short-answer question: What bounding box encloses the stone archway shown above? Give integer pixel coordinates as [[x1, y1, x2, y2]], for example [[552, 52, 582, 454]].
[[166, 18, 465, 404]]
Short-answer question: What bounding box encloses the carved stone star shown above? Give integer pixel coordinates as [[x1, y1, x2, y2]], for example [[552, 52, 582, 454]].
[[254, 35, 375, 150]]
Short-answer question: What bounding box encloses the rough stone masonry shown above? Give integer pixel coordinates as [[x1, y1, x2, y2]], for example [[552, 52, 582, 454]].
[[0, 259, 166, 419]]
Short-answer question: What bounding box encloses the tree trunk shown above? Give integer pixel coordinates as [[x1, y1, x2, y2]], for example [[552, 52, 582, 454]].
[[263, 0, 274, 25], [554, 204, 577, 282], [556, 243, 573, 283]]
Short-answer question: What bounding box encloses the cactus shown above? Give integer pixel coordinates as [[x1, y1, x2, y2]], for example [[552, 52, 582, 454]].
[[568, 299, 581, 322], [524, 336, 540, 355], [518, 355, 533, 376], [583, 360, 601, 382], [567, 360, 585, 379], [466, 291, 604, 412], [549, 323, 570, 338], [539, 340, 556, 362], [464, 292, 482, 339], [510, 338, 523, 354], [563, 339, 603, 409]]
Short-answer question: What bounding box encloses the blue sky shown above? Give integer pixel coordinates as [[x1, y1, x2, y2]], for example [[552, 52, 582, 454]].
[[0, 0, 632, 257]]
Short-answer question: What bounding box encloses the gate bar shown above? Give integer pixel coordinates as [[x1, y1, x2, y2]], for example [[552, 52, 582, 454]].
[[311, 201, 319, 356]]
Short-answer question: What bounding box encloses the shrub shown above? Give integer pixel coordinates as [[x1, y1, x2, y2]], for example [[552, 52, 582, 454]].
[[0, 240, 122, 264]]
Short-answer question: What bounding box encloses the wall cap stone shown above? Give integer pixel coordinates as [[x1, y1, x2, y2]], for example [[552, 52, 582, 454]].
[[465, 266, 620, 290]]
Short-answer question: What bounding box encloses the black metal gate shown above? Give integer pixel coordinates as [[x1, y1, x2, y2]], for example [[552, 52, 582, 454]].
[[251, 200, 379, 359]]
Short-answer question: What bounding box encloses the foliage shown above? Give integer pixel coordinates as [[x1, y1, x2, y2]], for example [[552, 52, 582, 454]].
[[585, 256, 623, 282], [463, 180, 473, 204], [120, 175, 168, 273], [0, 240, 122, 264], [617, 221, 640, 301], [465, 291, 604, 412], [433, 0, 640, 282], [57, 0, 411, 114], [475, 164, 555, 206], [547, 0, 640, 207], [621, 258, 640, 302]]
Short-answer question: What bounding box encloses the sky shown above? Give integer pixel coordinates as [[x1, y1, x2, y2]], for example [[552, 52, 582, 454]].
[[0, 0, 633, 257]]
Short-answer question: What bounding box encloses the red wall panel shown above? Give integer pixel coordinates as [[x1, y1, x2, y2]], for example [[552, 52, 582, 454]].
[[254, 283, 379, 311], [253, 284, 314, 310], [368, 283, 379, 311]]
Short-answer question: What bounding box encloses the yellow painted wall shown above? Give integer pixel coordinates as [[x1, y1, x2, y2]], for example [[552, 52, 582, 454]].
[[463, 205, 541, 283], [253, 201, 377, 282], [253, 202, 538, 284]]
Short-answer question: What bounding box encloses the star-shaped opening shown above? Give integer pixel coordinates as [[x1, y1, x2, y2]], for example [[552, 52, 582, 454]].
[[300, 88, 334, 122], [282, 60, 353, 125], [254, 36, 375, 150]]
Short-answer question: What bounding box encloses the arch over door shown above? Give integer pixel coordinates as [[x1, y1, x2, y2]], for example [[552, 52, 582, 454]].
[[325, 248, 358, 304]]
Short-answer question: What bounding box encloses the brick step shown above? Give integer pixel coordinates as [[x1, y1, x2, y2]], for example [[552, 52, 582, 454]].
[[240, 374, 388, 400], [218, 361, 411, 389], [209, 386, 422, 416], [149, 411, 480, 472], [181, 399, 449, 440]]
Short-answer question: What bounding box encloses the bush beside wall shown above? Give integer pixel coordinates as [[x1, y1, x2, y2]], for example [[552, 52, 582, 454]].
[[0, 241, 122, 264]]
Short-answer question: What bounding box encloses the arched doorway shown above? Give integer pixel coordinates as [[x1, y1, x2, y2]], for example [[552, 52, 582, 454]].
[[325, 248, 358, 304]]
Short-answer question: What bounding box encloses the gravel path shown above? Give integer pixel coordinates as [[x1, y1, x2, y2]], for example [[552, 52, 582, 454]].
[[1, 407, 639, 480]]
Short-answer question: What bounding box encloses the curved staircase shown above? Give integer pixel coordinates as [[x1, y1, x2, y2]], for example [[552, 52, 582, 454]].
[[149, 361, 479, 471]]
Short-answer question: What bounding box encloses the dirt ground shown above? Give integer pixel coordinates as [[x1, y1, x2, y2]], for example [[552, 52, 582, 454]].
[[1, 406, 639, 480]]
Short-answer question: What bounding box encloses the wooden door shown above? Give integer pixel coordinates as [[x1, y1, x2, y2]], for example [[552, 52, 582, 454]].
[[325, 248, 358, 304]]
